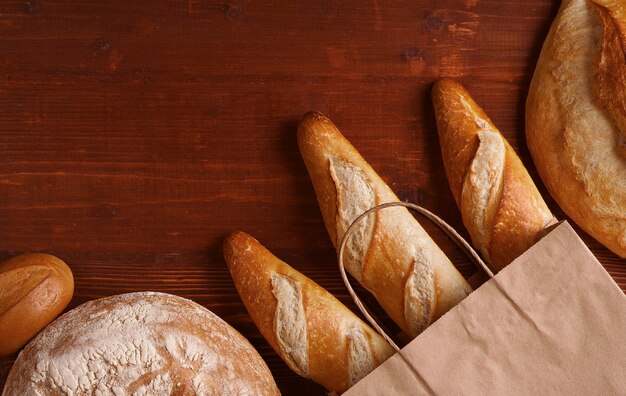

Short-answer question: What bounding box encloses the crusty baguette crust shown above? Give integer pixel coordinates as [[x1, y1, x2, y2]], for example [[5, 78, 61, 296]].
[[0, 253, 74, 357], [224, 231, 395, 393], [526, 0, 626, 257], [297, 112, 472, 337], [432, 79, 555, 271]]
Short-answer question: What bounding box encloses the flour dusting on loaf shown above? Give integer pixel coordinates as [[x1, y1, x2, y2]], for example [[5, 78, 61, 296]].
[[270, 273, 309, 377], [2, 292, 279, 396]]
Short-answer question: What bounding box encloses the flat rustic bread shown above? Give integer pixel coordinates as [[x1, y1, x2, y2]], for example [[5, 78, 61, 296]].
[[2, 292, 279, 396]]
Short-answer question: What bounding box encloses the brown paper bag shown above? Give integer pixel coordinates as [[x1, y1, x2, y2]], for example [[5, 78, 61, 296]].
[[344, 221, 626, 395]]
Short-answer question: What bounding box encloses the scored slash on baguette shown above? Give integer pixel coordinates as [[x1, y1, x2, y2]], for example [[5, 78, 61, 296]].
[[432, 79, 556, 271], [297, 112, 472, 338], [223, 231, 395, 393]]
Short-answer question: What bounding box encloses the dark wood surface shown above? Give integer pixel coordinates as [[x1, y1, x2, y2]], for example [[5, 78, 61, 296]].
[[1, 0, 624, 394]]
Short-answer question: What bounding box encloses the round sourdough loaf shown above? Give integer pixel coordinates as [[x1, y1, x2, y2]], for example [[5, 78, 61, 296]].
[[526, 0, 626, 257], [2, 292, 279, 396]]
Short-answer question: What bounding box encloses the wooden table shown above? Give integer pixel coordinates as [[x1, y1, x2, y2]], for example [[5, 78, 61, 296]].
[[1, 0, 624, 393]]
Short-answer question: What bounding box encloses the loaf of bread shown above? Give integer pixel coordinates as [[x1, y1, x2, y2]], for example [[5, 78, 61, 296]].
[[3, 292, 279, 395], [223, 231, 395, 393], [297, 112, 472, 338], [432, 79, 556, 271], [0, 253, 73, 357], [526, 0, 626, 257]]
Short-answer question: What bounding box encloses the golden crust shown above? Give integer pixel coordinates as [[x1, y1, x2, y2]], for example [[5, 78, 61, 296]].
[[297, 112, 471, 336], [0, 253, 74, 357], [526, 0, 626, 257], [433, 79, 555, 271], [592, 0, 626, 155], [490, 150, 554, 266], [297, 112, 363, 248], [431, 79, 484, 207], [223, 231, 394, 393]]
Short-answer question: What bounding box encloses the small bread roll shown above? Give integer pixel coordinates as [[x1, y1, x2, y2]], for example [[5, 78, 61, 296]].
[[0, 253, 74, 357], [526, 0, 626, 257], [297, 112, 472, 338], [224, 231, 395, 393], [432, 78, 556, 271]]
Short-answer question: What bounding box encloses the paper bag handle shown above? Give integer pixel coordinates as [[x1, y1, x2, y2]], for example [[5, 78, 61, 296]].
[[337, 201, 494, 351]]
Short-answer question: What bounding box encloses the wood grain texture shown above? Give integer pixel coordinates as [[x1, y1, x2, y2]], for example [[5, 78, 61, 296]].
[[0, 0, 623, 394]]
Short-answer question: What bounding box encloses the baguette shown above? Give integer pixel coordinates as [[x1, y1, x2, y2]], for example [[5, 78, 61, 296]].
[[432, 79, 556, 271], [297, 112, 472, 338], [223, 231, 395, 393], [0, 253, 74, 357], [526, 0, 626, 257]]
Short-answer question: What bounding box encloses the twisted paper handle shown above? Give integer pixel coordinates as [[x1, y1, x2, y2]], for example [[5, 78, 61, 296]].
[[337, 201, 495, 352]]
